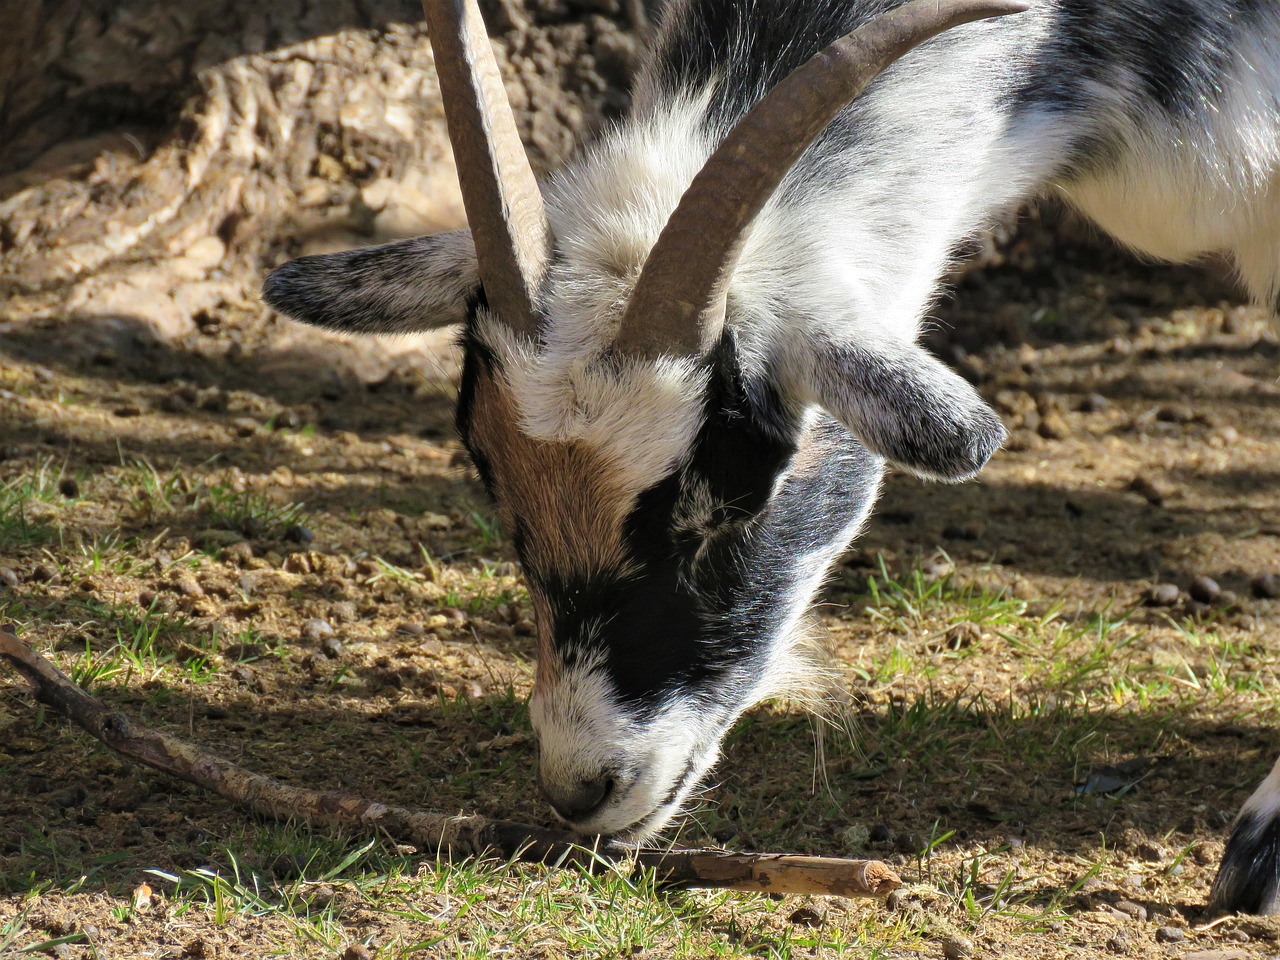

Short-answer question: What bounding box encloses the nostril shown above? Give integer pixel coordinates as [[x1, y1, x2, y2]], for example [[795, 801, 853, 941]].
[[546, 774, 615, 823]]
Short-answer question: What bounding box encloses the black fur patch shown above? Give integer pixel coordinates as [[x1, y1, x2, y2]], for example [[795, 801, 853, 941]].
[[1210, 810, 1280, 915], [537, 335, 884, 711], [262, 234, 478, 334], [454, 304, 499, 500]]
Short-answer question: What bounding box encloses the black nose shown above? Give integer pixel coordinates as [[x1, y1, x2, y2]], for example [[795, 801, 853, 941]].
[[543, 774, 615, 823]]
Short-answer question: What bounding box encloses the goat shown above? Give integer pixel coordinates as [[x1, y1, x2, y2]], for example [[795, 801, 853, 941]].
[[263, 0, 1280, 914]]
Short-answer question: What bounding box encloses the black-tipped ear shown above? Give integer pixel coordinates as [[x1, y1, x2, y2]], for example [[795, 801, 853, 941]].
[[262, 230, 479, 334], [803, 340, 1006, 482]]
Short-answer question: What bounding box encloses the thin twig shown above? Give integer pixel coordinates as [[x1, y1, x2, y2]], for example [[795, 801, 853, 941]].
[[0, 624, 900, 898]]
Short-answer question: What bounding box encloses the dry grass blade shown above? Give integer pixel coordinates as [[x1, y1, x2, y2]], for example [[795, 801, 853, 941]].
[[0, 623, 900, 898]]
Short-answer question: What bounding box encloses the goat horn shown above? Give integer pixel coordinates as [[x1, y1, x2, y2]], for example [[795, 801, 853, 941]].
[[422, 0, 550, 334], [617, 0, 1029, 359]]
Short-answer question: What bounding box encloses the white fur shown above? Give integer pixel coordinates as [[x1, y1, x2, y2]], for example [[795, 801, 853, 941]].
[[1241, 754, 1280, 822], [474, 310, 710, 496], [531, 660, 726, 838]]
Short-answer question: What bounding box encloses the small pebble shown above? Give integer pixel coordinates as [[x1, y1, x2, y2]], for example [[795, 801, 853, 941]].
[[944, 622, 982, 650], [1038, 412, 1070, 440], [788, 904, 827, 928], [330, 601, 359, 623], [301, 619, 334, 643], [284, 524, 314, 546], [1145, 583, 1181, 607], [712, 823, 738, 843], [272, 409, 303, 430], [1155, 927, 1186, 944], [1112, 899, 1148, 922], [232, 417, 259, 437], [1156, 405, 1194, 423], [1189, 575, 1221, 605], [51, 785, 86, 810], [31, 563, 60, 584], [342, 947, 373, 960], [395, 622, 425, 637], [1252, 573, 1280, 599], [222, 542, 255, 566], [58, 477, 79, 498], [1106, 931, 1130, 954], [941, 934, 975, 960], [320, 636, 344, 659], [0, 568, 19, 588], [170, 574, 204, 597], [1079, 393, 1109, 413], [1128, 475, 1166, 506]]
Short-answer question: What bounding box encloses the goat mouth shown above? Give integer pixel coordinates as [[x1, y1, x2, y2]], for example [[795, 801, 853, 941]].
[[603, 752, 703, 842]]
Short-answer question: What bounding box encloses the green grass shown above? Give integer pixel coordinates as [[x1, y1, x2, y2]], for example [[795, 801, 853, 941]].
[[0, 459, 77, 545], [119, 457, 309, 535]]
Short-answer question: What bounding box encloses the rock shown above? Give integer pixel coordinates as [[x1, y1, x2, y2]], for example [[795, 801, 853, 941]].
[[1128, 474, 1167, 506], [232, 417, 259, 437], [1038, 411, 1070, 440], [330, 601, 359, 623], [51, 785, 86, 809], [1155, 927, 1185, 944], [301, 619, 334, 643], [169, 574, 204, 597], [1156, 405, 1194, 423], [222, 542, 255, 566], [320, 636, 345, 659], [1252, 573, 1280, 599], [1112, 900, 1147, 922], [788, 903, 826, 928], [0, 568, 19, 588], [1189, 575, 1221, 605], [283, 552, 313, 575], [1145, 583, 1181, 607], [342, 945, 374, 960], [1106, 931, 1129, 954], [941, 935, 975, 959], [944, 622, 982, 650], [31, 563, 60, 584], [58, 477, 79, 498], [284, 523, 314, 546], [1079, 393, 1109, 413]]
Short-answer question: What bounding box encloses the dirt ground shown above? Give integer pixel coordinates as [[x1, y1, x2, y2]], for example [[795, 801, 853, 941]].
[[3, 3, 1280, 959]]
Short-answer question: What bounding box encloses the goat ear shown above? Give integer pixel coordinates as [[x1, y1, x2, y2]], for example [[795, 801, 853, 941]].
[[262, 230, 479, 334], [801, 340, 1006, 482]]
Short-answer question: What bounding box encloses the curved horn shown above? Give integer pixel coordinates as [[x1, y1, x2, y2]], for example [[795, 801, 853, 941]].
[[422, 0, 550, 334], [616, 0, 1029, 359]]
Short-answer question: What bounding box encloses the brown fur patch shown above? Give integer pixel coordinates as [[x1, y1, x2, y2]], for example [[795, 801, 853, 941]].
[[467, 363, 642, 688]]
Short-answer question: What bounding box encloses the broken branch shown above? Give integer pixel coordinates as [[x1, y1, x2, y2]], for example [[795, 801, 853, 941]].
[[0, 624, 900, 898]]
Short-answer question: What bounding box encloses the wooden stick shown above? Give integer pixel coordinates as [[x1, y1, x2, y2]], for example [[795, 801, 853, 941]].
[[0, 624, 900, 898]]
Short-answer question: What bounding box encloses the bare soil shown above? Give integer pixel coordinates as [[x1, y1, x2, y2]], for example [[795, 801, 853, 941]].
[[3, 3, 1280, 958]]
